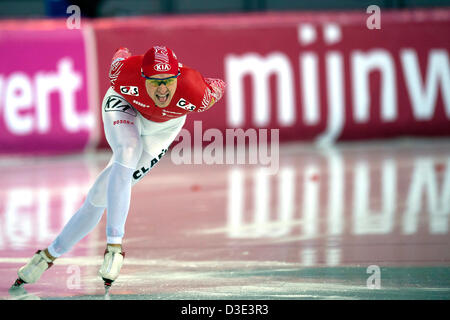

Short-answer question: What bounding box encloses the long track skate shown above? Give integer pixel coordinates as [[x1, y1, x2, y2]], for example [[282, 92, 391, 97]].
[[11, 250, 53, 288], [98, 246, 125, 298]]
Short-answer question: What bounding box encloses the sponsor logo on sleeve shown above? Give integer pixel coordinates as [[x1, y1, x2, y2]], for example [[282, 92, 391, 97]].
[[133, 99, 151, 108], [198, 87, 213, 112], [109, 59, 124, 87], [104, 95, 137, 116], [176, 98, 196, 111], [113, 119, 135, 126], [120, 86, 139, 96]]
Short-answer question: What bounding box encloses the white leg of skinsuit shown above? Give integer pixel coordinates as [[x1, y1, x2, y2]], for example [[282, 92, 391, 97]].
[[47, 88, 186, 258], [104, 112, 185, 245], [47, 150, 165, 258], [49, 88, 142, 256]]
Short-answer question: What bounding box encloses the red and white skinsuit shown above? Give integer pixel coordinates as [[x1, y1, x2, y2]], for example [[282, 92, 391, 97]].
[[110, 52, 226, 122], [46, 47, 226, 259]]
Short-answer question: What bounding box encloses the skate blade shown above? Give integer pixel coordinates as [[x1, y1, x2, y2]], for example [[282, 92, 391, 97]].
[[103, 278, 113, 299], [104, 287, 111, 300], [11, 278, 25, 288], [9, 282, 40, 300]]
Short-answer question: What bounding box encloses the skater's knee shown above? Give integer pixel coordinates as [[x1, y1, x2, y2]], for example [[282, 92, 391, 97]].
[[86, 185, 106, 208], [131, 149, 167, 184], [87, 198, 107, 214], [113, 140, 142, 169], [87, 193, 107, 208]]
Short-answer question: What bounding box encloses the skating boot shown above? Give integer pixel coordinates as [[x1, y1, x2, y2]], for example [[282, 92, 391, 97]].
[[98, 245, 125, 296], [11, 250, 54, 288]]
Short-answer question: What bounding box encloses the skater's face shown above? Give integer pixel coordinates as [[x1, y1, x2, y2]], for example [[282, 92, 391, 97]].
[[145, 73, 178, 108]]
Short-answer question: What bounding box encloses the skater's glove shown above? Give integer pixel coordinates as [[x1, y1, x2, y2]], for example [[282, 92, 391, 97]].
[[205, 78, 226, 102], [111, 47, 132, 64], [109, 47, 131, 87], [197, 78, 226, 112]]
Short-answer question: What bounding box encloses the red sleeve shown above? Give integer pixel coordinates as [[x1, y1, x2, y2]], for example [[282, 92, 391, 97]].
[[109, 58, 127, 89], [204, 78, 226, 102], [109, 48, 132, 88], [186, 71, 226, 113], [178, 66, 225, 112]]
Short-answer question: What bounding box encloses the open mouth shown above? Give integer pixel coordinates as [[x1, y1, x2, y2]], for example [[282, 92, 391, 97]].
[[155, 93, 169, 104]]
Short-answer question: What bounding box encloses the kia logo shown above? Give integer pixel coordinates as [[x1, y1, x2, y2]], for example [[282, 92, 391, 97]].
[[154, 63, 171, 72]]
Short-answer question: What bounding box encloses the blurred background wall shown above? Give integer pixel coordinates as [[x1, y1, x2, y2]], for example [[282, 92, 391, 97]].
[[0, 0, 449, 18], [0, 1, 449, 154]]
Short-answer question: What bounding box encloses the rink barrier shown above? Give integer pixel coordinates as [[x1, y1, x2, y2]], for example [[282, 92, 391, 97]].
[[0, 9, 449, 154]]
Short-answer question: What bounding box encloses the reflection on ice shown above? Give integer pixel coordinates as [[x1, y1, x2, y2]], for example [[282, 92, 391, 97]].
[[8, 284, 40, 300], [225, 143, 450, 266], [227, 146, 450, 238], [0, 141, 449, 299]]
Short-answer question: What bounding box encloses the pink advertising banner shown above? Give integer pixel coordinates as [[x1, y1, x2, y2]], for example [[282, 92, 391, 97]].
[[1, 9, 450, 154], [93, 9, 450, 147], [0, 21, 96, 154]]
